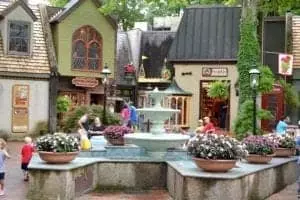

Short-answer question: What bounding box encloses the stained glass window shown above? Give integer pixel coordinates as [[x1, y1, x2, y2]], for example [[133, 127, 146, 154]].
[[8, 21, 30, 54], [72, 26, 102, 70], [88, 42, 99, 70], [72, 41, 86, 69]]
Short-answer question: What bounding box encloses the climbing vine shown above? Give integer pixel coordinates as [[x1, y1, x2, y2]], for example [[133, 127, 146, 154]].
[[237, 8, 260, 105]]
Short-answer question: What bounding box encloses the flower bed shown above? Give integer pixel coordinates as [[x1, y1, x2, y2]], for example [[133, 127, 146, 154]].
[[267, 134, 296, 157]]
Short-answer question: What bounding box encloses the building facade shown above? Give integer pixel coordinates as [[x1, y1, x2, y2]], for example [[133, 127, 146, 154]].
[[0, 0, 51, 134], [168, 6, 241, 130], [48, 0, 117, 108]]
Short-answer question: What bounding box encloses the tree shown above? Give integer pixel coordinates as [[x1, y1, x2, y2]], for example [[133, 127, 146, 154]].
[[49, 0, 68, 7]]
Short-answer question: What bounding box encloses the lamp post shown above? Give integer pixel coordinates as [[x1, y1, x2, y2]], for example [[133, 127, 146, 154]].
[[101, 63, 111, 125], [249, 67, 260, 135]]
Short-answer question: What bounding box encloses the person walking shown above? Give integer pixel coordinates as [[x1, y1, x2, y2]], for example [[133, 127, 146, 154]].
[[0, 139, 10, 196], [276, 116, 290, 135], [21, 137, 34, 181], [121, 104, 130, 127], [129, 102, 138, 131], [78, 113, 90, 132]]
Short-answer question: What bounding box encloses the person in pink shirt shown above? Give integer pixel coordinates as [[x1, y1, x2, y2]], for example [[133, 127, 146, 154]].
[[203, 117, 215, 134], [121, 104, 130, 127]]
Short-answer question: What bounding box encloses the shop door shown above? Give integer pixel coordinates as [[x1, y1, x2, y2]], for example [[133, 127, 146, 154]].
[[200, 81, 230, 130], [90, 94, 103, 105], [261, 84, 284, 132]]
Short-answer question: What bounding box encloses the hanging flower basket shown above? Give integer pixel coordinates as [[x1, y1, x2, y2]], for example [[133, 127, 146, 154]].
[[124, 72, 135, 80], [124, 64, 136, 80]]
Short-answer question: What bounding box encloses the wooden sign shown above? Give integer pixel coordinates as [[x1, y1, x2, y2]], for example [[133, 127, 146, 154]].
[[278, 54, 293, 76], [13, 85, 29, 108], [12, 107, 28, 132], [202, 67, 228, 77], [72, 77, 99, 88]]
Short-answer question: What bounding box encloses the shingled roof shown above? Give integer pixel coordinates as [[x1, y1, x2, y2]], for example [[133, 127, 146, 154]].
[[0, 1, 50, 77], [141, 31, 175, 78], [116, 31, 133, 86], [0, 0, 37, 21], [168, 6, 241, 62]]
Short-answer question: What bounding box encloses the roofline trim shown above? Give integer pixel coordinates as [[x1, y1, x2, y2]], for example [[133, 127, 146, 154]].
[[0, 0, 38, 21]]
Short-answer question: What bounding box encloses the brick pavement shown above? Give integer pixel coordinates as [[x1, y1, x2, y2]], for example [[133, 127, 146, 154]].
[[0, 142, 297, 200]]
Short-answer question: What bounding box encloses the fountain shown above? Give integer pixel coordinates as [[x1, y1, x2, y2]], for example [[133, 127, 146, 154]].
[[124, 87, 190, 158]]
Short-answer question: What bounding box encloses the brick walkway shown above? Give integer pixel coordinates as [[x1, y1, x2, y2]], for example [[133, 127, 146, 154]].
[[0, 142, 298, 200]]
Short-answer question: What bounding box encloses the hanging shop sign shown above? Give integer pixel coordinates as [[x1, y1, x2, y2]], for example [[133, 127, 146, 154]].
[[202, 67, 228, 77], [72, 77, 99, 88], [278, 54, 293, 76]]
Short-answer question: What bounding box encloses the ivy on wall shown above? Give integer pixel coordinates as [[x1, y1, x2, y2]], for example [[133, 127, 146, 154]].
[[237, 8, 260, 105]]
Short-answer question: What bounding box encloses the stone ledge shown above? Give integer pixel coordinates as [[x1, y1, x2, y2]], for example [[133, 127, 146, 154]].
[[167, 157, 297, 179]]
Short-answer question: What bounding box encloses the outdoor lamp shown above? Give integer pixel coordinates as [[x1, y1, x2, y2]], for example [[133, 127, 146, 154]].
[[249, 67, 260, 135], [101, 63, 111, 125], [249, 68, 260, 89]]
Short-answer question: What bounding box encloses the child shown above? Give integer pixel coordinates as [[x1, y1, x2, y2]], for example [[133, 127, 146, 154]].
[[21, 137, 34, 181], [79, 129, 91, 150], [0, 138, 10, 196]]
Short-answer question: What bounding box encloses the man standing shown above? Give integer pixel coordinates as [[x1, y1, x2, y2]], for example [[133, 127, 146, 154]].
[[129, 102, 138, 131]]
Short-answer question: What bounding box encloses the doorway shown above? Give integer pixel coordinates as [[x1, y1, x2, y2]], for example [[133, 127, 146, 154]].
[[200, 81, 230, 130], [90, 94, 104, 105]]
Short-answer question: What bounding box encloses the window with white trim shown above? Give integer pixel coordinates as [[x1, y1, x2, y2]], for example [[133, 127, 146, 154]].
[[8, 21, 30, 54]]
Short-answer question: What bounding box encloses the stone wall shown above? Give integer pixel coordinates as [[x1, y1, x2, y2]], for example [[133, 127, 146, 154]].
[[167, 161, 297, 200]]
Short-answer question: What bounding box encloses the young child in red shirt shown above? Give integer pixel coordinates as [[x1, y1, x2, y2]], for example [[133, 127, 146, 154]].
[[21, 137, 34, 181]]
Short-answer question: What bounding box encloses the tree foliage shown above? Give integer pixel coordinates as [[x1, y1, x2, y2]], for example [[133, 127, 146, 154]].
[[258, 65, 275, 94], [234, 100, 273, 140], [236, 8, 260, 105], [49, 0, 69, 7], [278, 79, 300, 108]]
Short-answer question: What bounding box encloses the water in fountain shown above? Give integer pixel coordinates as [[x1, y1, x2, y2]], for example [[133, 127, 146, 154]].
[[124, 87, 190, 158]]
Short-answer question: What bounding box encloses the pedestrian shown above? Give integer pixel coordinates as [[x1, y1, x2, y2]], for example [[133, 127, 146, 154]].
[[78, 113, 90, 132], [129, 102, 138, 131], [21, 137, 34, 181], [78, 129, 91, 151], [276, 116, 290, 135], [0, 138, 10, 196], [203, 117, 215, 134], [121, 104, 130, 127], [195, 119, 204, 134]]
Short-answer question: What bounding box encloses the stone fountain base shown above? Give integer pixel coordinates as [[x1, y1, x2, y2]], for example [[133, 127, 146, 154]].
[[124, 133, 189, 158]]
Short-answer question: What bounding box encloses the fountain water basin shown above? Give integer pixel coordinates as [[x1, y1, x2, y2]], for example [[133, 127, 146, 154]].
[[125, 87, 189, 157]]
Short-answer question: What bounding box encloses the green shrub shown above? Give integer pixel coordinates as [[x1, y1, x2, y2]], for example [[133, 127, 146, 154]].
[[61, 105, 120, 133], [258, 65, 275, 94], [234, 100, 273, 140], [56, 96, 72, 114], [207, 81, 229, 100], [33, 121, 49, 136]]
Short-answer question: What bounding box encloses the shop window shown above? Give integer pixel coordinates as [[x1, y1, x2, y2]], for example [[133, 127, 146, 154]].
[[8, 21, 31, 55], [166, 96, 191, 128], [72, 26, 102, 71]]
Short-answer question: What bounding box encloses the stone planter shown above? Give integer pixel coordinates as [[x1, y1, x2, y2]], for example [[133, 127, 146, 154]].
[[192, 157, 237, 172], [105, 136, 125, 146], [38, 151, 79, 164], [275, 148, 295, 157], [246, 154, 274, 164]]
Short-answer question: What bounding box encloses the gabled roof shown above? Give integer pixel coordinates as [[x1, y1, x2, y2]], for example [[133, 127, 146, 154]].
[[141, 31, 175, 78], [168, 6, 241, 62], [0, 0, 37, 21], [0, 1, 51, 76], [116, 31, 134, 86], [50, 0, 117, 29]]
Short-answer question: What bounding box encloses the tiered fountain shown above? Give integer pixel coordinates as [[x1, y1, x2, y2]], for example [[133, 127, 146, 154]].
[[125, 87, 190, 158]]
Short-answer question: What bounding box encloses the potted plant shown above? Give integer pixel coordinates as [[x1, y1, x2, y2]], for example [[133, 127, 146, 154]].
[[243, 135, 277, 164], [36, 133, 79, 164], [268, 134, 296, 157], [207, 81, 229, 100], [103, 126, 132, 146], [187, 134, 247, 172]]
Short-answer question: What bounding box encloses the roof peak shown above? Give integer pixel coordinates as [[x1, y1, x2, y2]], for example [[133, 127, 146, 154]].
[[0, 0, 37, 21]]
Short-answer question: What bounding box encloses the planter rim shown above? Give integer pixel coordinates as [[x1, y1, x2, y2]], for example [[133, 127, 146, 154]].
[[247, 154, 275, 157], [192, 157, 237, 162], [38, 151, 79, 154], [276, 147, 295, 149]]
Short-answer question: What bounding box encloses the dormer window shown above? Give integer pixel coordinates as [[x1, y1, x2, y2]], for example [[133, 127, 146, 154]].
[[8, 21, 30, 55]]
